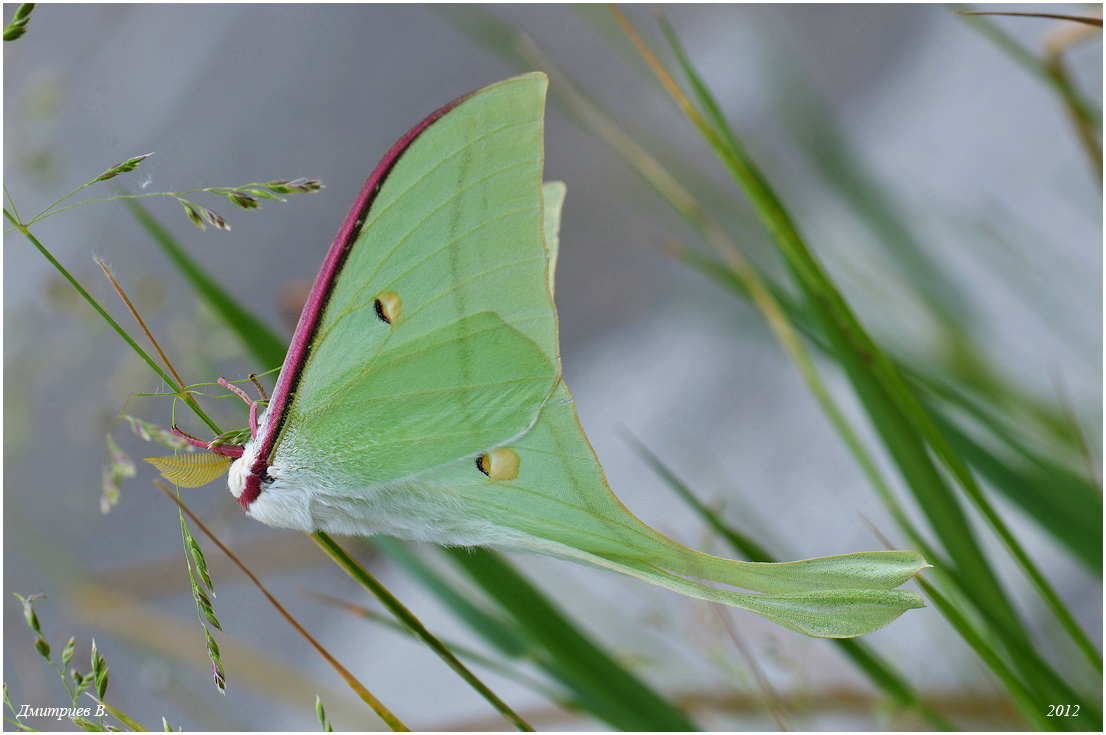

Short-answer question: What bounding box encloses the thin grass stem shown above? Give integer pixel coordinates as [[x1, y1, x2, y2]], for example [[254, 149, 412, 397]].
[[952, 10, 1102, 28], [29, 181, 309, 226], [304, 590, 569, 707], [615, 6, 1101, 682], [310, 532, 534, 732], [4, 208, 220, 435], [155, 483, 409, 732], [515, 33, 910, 538], [95, 257, 191, 400]]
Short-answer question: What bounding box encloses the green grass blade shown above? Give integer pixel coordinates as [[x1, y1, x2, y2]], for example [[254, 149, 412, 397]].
[[833, 638, 956, 731], [649, 5, 1102, 666], [630, 8, 1101, 714], [930, 407, 1102, 575], [305, 589, 574, 707], [922, 572, 1101, 731], [122, 197, 287, 368], [951, 4, 1102, 128], [631, 435, 955, 729], [5, 208, 222, 435], [917, 578, 1047, 729], [685, 243, 1103, 579], [444, 547, 700, 731], [378, 539, 714, 729], [89, 698, 148, 732], [370, 540, 689, 726], [371, 538, 530, 659], [623, 432, 775, 563], [311, 532, 535, 732]]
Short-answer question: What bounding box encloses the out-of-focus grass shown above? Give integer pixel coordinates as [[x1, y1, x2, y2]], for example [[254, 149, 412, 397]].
[[436, 4, 1100, 730]]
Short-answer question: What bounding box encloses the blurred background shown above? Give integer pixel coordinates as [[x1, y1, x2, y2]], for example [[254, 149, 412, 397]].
[[4, 4, 1101, 731]]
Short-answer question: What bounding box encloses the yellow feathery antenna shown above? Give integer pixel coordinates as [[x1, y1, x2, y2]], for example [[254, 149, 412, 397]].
[[146, 454, 233, 488]]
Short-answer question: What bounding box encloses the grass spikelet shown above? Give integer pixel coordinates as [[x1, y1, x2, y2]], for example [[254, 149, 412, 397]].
[[94, 152, 153, 182], [3, 3, 36, 42], [316, 695, 334, 732], [179, 198, 205, 230], [90, 639, 109, 700], [200, 206, 229, 231], [7, 596, 152, 729], [122, 415, 189, 450], [179, 510, 226, 692], [227, 190, 261, 209], [101, 433, 136, 513]]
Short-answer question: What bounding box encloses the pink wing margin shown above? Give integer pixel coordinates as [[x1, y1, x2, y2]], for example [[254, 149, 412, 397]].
[[238, 89, 475, 508]]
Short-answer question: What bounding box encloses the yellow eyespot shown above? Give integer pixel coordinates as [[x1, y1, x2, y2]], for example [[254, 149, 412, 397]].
[[374, 291, 402, 325], [476, 448, 520, 482]]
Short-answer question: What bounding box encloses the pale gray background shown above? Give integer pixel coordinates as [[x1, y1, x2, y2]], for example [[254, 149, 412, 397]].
[[4, 4, 1101, 731]]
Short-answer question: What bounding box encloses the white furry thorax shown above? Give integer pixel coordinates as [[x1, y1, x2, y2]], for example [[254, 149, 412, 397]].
[[227, 442, 542, 552], [227, 442, 254, 502], [225, 406, 544, 549]]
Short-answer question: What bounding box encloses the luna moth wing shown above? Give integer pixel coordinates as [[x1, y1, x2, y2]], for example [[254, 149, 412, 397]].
[[186, 72, 927, 637], [540, 181, 565, 296], [458, 177, 925, 600], [376, 378, 925, 637], [292, 180, 565, 495], [231, 74, 561, 521]]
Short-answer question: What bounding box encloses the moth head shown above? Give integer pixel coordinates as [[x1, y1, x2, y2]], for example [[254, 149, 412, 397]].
[[227, 440, 265, 509], [228, 454, 249, 501]]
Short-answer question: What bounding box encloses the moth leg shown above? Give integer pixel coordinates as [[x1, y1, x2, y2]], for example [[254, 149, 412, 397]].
[[248, 373, 270, 402], [219, 377, 261, 439], [171, 426, 212, 450], [219, 376, 252, 404], [170, 426, 245, 459]]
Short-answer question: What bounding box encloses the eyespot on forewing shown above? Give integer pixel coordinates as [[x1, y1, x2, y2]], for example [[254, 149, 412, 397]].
[[374, 291, 402, 325]]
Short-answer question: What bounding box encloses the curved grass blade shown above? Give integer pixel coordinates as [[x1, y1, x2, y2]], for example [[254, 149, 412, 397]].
[[157, 484, 408, 732], [371, 538, 530, 659], [444, 546, 701, 732], [952, 4, 1102, 180], [310, 532, 534, 733], [617, 6, 1100, 723], [953, 10, 1102, 27], [951, 4, 1102, 125], [373, 538, 699, 729], [304, 589, 572, 709], [122, 197, 287, 368], [4, 208, 222, 435]]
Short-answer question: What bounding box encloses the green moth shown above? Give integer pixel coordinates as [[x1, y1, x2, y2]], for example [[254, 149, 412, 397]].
[[161, 73, 927, 638]]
